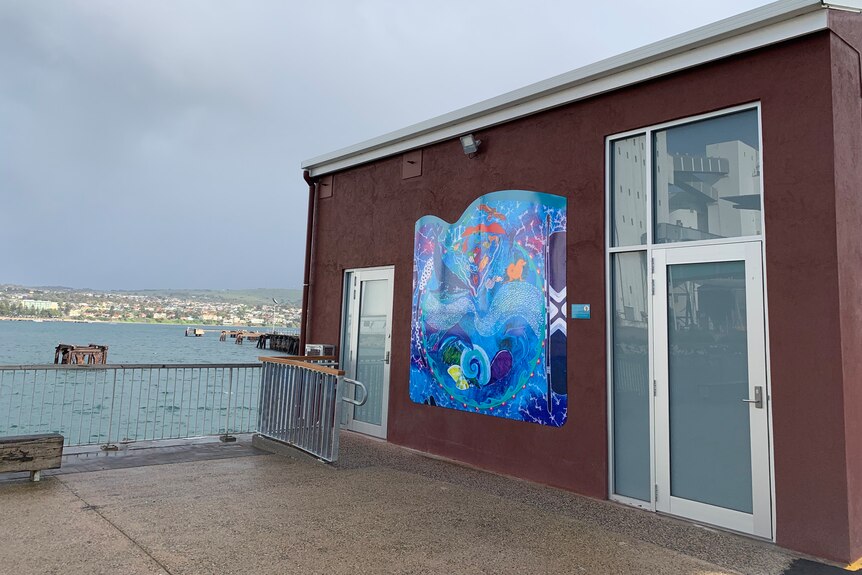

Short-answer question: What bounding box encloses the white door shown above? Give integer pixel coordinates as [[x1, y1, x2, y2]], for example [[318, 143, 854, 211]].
[[653, 242, 772, 538], [341, 267, 394, 439]]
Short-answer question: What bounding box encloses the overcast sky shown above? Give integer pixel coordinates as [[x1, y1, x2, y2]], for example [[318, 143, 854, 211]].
[[0, 0, 772, 290]]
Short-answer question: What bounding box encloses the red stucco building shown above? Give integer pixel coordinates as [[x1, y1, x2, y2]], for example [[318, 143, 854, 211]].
[[298, 0, 862, 563]]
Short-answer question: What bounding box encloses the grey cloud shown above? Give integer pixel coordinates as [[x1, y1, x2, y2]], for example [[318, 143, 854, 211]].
[[0, 0, 770, 289]]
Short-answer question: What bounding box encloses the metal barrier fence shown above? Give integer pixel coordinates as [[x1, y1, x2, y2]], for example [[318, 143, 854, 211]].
[[257, 357, 365, 462], [0, 364, 261, 448]]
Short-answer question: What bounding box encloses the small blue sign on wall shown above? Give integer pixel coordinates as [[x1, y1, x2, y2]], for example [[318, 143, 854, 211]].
[[571, 304, 591, 319]]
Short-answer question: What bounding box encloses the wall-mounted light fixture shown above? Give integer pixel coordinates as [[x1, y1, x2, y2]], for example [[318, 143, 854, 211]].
[[460, 134, 481, 156]]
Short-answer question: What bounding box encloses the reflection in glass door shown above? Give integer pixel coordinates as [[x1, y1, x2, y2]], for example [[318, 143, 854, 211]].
[[654, 242, 771, 538], [607, 106, 772, 538], [341, 267, 394, 439]]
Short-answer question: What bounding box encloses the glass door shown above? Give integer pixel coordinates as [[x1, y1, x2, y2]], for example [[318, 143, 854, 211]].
[[653, 242, 772, 538], [341, 267, 394, 439]]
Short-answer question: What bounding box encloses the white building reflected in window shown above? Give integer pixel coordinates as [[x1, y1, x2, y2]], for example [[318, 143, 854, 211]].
[[654, 109, 761, 243]]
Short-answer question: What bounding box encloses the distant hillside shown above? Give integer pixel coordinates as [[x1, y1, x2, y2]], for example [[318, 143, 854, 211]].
[[118, 288, 304, 306], [1, 285, 303, 307]]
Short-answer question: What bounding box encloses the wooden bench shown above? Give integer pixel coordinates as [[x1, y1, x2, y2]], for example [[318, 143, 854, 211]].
[[0, 434, 64, 482]]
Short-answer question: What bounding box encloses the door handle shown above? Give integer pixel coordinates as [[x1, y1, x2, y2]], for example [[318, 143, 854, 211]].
[[742, 386, 763, 409], [384, 351, 390, 365]]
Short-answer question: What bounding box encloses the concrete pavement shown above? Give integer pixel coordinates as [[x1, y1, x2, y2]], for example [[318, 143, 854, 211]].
[[0, 434, 842, 574]]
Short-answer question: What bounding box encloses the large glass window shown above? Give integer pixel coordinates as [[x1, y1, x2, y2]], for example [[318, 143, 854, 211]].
[[611, 135, 647, 247], [653, 109, 761, 243], [611, 252, 650, 501]]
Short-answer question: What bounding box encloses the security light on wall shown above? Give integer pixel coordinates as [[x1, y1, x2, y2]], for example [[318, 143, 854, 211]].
[[460, 134, 481, 156]]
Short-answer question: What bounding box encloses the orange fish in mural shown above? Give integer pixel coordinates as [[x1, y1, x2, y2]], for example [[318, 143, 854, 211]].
[[478, 204, 506, 221], [507, 258, 526, 281], [463, 222, 506, 236], [460, 222, 505, 252]]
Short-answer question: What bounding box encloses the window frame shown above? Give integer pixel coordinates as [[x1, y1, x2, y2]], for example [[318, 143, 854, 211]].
[[608, 103, 765, 256], [604, 102, 771, 514]]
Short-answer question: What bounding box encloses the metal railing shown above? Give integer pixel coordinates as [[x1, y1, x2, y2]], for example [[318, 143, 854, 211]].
[[257, 356, 366, 462], [0, 364, 261, 448], [0, 356, 365, 462]]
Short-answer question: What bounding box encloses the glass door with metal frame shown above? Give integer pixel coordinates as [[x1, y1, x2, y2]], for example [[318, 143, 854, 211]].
[[653, 242, 772, 538], [341, 267, 394, 439]]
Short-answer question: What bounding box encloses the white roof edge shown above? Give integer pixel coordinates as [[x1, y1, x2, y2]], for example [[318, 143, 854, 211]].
[[303, 0, 843, 176], [825, 0, 862, 10]]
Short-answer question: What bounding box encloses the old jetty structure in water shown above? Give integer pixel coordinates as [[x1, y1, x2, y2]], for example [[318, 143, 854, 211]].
[[54, 344, 108, 365], [255, 333, 300, 354], [216, 329, 263, 344], [184, 328, 300, 353]]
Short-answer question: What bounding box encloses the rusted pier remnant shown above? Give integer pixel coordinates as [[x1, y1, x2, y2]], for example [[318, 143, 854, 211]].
[[256, 334, 300, 354], [55, 344, 108, 365], [230, 331, 263, 345]]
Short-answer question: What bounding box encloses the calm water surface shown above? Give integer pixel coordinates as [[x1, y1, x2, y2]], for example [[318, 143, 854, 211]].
[[0, 320, 296, 365], [0, 321, 299, 442]]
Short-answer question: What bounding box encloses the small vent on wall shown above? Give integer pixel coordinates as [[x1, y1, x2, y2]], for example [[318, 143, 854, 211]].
[[402, 150, 422, 179], [318, 175, 333, 199]]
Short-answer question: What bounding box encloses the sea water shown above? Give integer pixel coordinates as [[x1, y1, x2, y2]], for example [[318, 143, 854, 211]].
[[0, 320, 297, 365], [0, 321, 299, 443]]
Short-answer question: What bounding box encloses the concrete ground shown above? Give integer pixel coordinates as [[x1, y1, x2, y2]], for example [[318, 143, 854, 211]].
[[0, 433, 847, 575]]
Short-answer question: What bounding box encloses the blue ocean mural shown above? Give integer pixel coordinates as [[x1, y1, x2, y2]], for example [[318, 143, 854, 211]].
[[410, 190, 567, 426]]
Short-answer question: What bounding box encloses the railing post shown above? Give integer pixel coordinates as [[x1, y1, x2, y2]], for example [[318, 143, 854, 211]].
[[220, 367, 236, 442], [330, 374, 343, 463], [256, 362, 265, 435], [101, 369, 119, 451]]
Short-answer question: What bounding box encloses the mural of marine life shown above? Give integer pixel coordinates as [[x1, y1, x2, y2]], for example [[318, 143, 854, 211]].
[[410, 190, 567, 426]]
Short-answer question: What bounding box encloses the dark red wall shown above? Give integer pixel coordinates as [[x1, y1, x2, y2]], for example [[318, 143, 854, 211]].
[[306, 30, 857, 561], [829, 11, 862, 565], [756, 32, 848, 562]]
